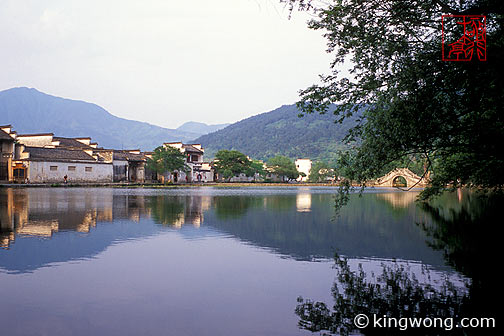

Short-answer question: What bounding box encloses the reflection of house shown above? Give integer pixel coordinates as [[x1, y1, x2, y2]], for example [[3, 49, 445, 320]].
[[0, 189, 154, 249], [1, 189, 209, 249], [163, 142, 214, 183], [0, 187, 16, 248], [296, 193, 312, 212]]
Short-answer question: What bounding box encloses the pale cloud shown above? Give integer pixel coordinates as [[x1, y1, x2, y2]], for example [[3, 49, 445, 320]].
[[0, 0, 339, 128]]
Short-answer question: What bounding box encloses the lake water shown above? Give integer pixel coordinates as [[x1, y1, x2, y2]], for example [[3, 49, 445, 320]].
[[0, 187, 496, 335]]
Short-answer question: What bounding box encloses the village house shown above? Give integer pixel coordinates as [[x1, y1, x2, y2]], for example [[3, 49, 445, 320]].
[[10, 132, 113, 183], [295, 158, 312, 182], [112, 149, 148, 183], [0, 126, 149, 184], [15, 146, 114, 183], [2, 125, 216, 184], [163, 142, 214, 183], [0, 126, 16, 182]]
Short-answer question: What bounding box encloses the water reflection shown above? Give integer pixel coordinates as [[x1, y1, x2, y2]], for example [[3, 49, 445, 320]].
[[1, 189, 152, 248], [295, 191, 499, 335], [296, 193, 312, 212], [147, 195, 211, 228], [1, 188, 452, 273], [419, 191, 500, 323], [0, 187, 488, 336], [375, 191, 417, 208], [296, 256, 471, 336]]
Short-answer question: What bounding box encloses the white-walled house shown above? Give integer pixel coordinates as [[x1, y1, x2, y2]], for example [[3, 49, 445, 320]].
[[112, 150, 147, 183], [163, 142, 214, 183], [295, 158, 312, 182], [15, 146, 113, 183], [10, 131, 151, 183], [0, 126, 16, 182]]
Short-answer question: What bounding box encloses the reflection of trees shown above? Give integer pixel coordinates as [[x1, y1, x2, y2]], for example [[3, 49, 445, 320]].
[[147, 195, 210, 227], [148, 196, 185, 226], [209, 193, 444, 263], [418, 192, 501, 322], [265, 195, 296, 211], [213, 195, 296, 221], [296, 256, 468, 336], [213, 196, 263, 220], [295, 192, 500, 335]]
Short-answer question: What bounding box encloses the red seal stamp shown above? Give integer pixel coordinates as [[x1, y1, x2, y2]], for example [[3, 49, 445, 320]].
[[442, 15, 486, 61]]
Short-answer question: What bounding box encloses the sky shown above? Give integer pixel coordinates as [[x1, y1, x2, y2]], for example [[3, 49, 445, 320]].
[[0, 0, 337, 129]]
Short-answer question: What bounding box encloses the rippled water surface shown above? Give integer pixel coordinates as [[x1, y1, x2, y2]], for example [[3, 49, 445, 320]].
[[0, 187, 488, 335]]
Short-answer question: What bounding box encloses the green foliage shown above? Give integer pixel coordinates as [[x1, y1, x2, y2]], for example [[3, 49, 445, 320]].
[[146, 145, 189, 175], [267, 155, 300, 181], [148, 195, 185, 226], [247, 160, 267, 180], [195, 104, 356, 162], [214, 150, 252, 180], [286, 0, 504, 200], [308, 161, 338, 182]]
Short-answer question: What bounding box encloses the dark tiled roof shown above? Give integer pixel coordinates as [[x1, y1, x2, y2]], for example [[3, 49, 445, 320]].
[[17, 133, 54, 137], [113, 150, 146, 162], [182, 145, 203, 154], [53, 137, 93, 149], [23, 146, 96, 161], [0, 129, 14, 141]]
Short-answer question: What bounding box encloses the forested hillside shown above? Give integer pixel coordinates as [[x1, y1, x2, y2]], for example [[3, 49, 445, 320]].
[[194, 104, 358, 162], [177, 121, 230, 136]]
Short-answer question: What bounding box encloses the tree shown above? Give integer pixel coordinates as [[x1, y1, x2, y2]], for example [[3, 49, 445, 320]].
[[308, 161, 338, 182], [146, 145, 189, 180], [284, 0, 504, 200], [267, 155, 300, 181], [214, 150, 252, 181], [247, 160, 267, 181]]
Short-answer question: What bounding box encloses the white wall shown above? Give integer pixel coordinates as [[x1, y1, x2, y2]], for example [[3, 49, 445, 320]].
[[27, 161, 113, 183], [295, 159, 312, 182]]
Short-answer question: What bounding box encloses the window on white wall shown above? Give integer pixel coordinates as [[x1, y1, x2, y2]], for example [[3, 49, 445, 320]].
[[68, 166, 76, 171], [85, 167, 93, 172], [50, 166, 58, 171]]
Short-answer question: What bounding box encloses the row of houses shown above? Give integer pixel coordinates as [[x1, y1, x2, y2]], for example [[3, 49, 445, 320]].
[[0, 124, 319, 184], [0, 125, 213, 184]]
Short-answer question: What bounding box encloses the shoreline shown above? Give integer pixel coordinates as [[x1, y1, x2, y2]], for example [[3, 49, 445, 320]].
[[0, 182, 424, 190]]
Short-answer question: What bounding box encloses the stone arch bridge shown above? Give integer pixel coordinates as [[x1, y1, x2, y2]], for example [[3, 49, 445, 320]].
[[372, 168, 429, 188]]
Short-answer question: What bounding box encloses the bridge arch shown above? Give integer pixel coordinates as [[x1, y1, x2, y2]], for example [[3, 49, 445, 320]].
[[373, 168, 428, 188], [392, 175, 407, 187]]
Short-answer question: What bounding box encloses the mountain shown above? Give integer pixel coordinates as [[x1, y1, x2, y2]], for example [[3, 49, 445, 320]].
[[177, 121, 230, 136], [194, 104, 358, 163], [0, 87, 200, 151]]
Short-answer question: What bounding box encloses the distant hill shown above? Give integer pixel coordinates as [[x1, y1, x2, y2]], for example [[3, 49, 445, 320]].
[[194, 104, 358, 162], [0, 87, 200, 151], [177, 121, 230, 136]]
